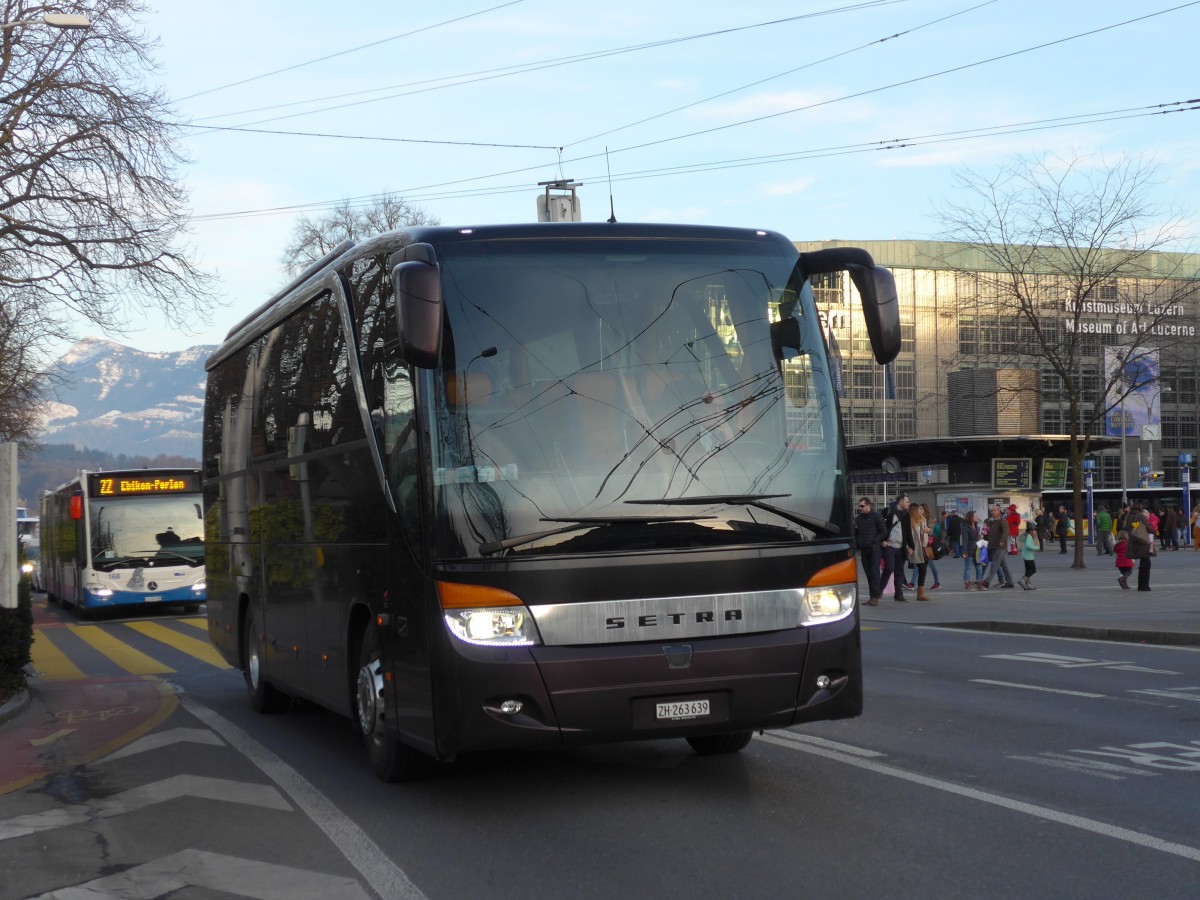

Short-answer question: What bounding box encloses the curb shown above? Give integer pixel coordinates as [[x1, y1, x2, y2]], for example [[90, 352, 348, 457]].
[[0, 687, 31, 726], [923, 620, 1200, 647]]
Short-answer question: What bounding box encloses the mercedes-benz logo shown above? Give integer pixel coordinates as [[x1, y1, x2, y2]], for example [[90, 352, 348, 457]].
[[147, 581, 158, 591]]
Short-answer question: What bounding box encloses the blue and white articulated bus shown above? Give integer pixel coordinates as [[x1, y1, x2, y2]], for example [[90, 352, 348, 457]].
[[40, 469, 206, 616]]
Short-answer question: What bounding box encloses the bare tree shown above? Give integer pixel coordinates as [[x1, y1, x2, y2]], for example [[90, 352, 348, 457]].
[[0, 288, 49, 443], [937, 152, 1200, 568], [281, 194, 439, 276], [1, 0, 215, 335]]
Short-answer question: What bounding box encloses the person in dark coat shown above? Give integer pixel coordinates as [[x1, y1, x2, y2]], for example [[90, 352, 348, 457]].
[[944, 509, 963, 558], [1125, 500, 1156, 591], [855, 497, 886, 606], [1055, 505, 1070, 553]]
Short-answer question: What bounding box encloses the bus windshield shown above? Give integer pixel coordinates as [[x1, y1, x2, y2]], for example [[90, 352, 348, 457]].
[[398, 235, 847, 558], [89, 495, 205, 568]]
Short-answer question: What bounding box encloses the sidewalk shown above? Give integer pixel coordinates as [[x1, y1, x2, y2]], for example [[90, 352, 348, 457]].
[[860, 541, 1200, 646]]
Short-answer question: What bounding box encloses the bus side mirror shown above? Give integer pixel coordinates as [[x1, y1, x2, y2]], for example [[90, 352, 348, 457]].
[[847, 264, 900, 365], [800, 248, 901, 366], [70, 492, 83, 520], [391, 260, 443, 369]]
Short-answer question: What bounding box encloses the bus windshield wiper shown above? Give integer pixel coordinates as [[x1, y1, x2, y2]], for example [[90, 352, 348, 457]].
[[626, 494, 841, 537], [478, 514, 714, 556]]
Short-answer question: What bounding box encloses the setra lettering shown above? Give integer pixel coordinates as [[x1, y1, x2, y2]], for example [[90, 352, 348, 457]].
[[609, 609, 743, 629]]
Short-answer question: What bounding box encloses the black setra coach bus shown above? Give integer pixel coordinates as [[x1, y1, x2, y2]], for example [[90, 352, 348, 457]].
[[203, 222, 900, 780]]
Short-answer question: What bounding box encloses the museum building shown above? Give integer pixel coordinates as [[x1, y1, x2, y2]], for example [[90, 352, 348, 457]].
[[797, 239, 1200, 497]]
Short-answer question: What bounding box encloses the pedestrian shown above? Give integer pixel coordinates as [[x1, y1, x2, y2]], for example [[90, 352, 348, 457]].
[[908, 502, 933, 600], [1035, 505, 1049, 551], [1192, 503, 1200, 550], [881, 493, 913, 602], [1160, 504, 1178, 551], [1055, 505, 1070, 554], [1125, 500, 1155, 592], [979, 503, 1014, 590], [945, 508, 963, 559], [1094, 504, 1113, 555], [961, 509, 983, 589], [1019, 521, 1039, 589], [1005, 504, 1021, 554], [1113, 530, 1133, 589], [921, 503, 941, 589], [854, 497, 886, 606], [1115, 502, 1132, 539]]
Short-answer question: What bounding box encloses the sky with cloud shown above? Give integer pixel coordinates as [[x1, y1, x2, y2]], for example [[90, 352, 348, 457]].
[[96, 0, 1200, 352]]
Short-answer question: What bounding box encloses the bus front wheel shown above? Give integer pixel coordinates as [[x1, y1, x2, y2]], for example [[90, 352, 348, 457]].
[[244, 612, 289, 713], [686, 731, 754, 755], [354, 626, 435, 782]]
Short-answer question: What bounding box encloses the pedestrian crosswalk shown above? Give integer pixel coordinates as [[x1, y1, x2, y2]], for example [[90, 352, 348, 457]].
[[31, 612, 233, 680]]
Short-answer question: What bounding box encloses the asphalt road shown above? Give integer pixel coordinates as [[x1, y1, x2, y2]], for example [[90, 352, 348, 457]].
[[3, 598, 1199, 898]]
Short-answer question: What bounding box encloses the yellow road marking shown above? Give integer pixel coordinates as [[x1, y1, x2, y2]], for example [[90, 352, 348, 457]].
[[123, 621, 232, 669], [30, 631, 88, 681], [179, 617, 209, 632], [30, 729, 77, 746], [69, 625, 176, 675]]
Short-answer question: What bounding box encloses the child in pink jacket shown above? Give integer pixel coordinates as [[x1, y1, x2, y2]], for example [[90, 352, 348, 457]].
[[1114, 531, 1133, 589]]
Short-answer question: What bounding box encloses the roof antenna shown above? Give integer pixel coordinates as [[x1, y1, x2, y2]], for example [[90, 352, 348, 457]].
[[605, 146, 617, 224]]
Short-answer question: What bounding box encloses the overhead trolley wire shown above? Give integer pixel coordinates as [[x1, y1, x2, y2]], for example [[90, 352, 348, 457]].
[[174, 0, 530, 103], [183, 0, 914, 127], [183, 0, 1200, 206], [186, 99, 1200, 222]]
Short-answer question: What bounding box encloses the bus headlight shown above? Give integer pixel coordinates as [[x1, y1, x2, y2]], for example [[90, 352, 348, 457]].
[[191, 581, 206, 593], [444, 608, 542, 646], [20, 562, 33, 574], [798, 585, 856, 624], [437, 580, 543, 647]]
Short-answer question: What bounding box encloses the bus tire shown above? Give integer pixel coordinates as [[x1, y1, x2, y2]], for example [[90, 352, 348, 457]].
[[686, 731, 754, 755], [244, 612, 289, 713], [182, 604, 200, 614], [354, 626, 435, 782]]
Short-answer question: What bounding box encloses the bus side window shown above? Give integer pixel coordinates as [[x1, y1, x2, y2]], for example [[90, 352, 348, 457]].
[[383, 361, 422, 541]]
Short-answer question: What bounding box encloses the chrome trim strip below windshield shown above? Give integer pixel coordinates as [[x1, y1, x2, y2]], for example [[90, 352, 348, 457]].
[[528, 589, 804, 646]]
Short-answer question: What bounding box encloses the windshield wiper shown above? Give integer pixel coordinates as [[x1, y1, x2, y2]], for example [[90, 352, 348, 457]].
[[626, 494, 841, 537], [478, 515, 714, 556]]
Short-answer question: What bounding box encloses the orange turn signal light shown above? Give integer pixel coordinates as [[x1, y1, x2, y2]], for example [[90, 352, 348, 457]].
[[806, 557, 858, 588], [437, 581, 524, 609]]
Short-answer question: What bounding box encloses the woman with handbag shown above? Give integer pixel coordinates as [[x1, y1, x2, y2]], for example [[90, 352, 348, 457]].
[[908, 504, 932, 600]]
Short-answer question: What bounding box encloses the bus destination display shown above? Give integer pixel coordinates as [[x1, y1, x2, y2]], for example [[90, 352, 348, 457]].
[[992, 457, 1032, 491], [88, 472, 200, 497]]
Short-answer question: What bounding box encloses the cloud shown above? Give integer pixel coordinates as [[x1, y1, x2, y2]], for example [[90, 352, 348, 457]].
[[762, 177, 815, 197]]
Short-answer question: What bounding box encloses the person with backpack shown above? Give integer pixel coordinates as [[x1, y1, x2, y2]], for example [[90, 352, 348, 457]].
[[881, 494, 914, 602]]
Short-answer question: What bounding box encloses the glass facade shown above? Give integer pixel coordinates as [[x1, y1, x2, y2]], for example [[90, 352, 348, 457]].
[[799, 240, 1200, 491]]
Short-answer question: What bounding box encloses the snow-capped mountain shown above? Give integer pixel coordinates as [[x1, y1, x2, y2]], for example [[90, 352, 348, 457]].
[[40, 338, 216, 458]]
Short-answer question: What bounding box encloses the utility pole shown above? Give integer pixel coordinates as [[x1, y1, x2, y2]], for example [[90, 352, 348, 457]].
[[1, 443, 16, 609]]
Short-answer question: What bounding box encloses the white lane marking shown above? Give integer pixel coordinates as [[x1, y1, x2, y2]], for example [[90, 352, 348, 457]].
[[182, 697, 426, 900], [1009, 753, 1159, 780], [100, 727, 225, 763], [913, 627, 1200, 654], [1129, 687, 1200, 703], [32, 848, 370, 900], [767, 730, 885, 758], [0, 775, 290, 841], [971, 679, 1107, 698], [984, 652, 1179, 675], [755, 734, 1200, 863]]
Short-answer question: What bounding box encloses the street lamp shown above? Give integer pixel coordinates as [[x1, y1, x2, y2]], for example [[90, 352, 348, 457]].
[[1, 13, 91, 31]]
